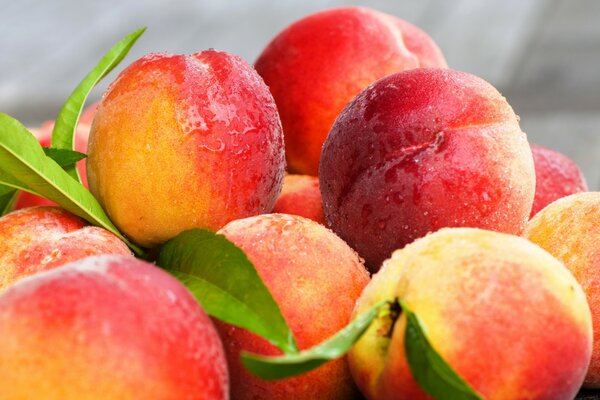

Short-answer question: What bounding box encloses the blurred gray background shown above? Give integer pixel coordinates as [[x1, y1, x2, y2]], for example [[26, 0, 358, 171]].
[[1, 0, 598, 189]]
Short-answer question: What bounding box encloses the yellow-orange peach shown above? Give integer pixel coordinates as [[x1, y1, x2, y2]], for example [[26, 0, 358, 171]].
[[525, 192, 600, 387], [17, 102, 95, 209], [349, 228, 592, 400], [0, 255, 229, 399], [255, 6, 447, 175], [88, 50, 285, 248], [272, 174, 325, 224], [217, 213, 369, 399], [0, 207, 131, 290]]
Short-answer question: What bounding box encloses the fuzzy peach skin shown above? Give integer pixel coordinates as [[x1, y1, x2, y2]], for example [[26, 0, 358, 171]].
[[320, 68, 535, 271], [272, 174, 325, 224], [216, 214, 370, 399], [17, 102, 96, 209], [87, 50, 285, 248], [349, 228, 592, 400], [524, 192, 600, 387], [0, 255, 228, 399], [255, 6, 447, 175], [529, 144, 588, 218], [0, 207, 131, 290]]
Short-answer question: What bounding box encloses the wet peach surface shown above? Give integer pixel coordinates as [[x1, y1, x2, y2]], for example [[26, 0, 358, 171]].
[[350, 228, 592, 400], [88, 50, 285, 247], [217, 213, 369, 399], [255, 6, 447, 175], [320, 68, 535, 271]]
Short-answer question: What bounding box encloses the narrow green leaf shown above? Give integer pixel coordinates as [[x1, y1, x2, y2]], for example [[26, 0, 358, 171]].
[[0, 113, 143, 256], [241, 300, 388, 380], [0, 185, 18, 216], [157, 229, 298, 354], [43, 148, 87, 168], [402, 300, 483, 400], [51, 27, 146, 181]]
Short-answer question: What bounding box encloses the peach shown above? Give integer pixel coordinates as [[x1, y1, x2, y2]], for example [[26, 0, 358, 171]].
[[17, 113, 92, 209], [524, 192, 600, 387], [87, 50, 285, 248], [216, 213, 369, 399], [272, 174, 325, 224], [349, 228, 592, 400], [0, 207, 132, 290], [0, 255, 229, 399], [320, 68, 535, 271], [529, 144, 588, 218], [255, 6, 447, 175]]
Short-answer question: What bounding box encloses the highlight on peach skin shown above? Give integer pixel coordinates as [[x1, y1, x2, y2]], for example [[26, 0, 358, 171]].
[[320, 68, 536, 271], [216, 213, 370, 400], [0, 255, 229, 399], [349, 228, 592, 400], [87, 49, 285, 248], [0, 207, 131, 291], [525, 192, 600, 387], [255, 6, 447, 175], [272, 174, 325, 224]]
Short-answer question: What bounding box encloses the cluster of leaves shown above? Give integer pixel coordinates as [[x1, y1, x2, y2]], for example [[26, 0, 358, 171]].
[[0, 28, 482, 400]]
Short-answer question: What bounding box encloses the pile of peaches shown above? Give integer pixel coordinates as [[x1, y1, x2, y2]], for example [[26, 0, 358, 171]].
[[0, 6, 598, 400]]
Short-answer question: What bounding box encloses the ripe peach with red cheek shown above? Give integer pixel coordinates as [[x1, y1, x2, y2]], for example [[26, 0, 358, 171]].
[[88, 50, 285, 248], [524, 192, 600, 387], [216, 213, 370, 399], [529, 144, 588, 218], [349, 228, 592, 400], [0, 255, 229, 399], [320, 68, 535, 271], [0, 207, 131, 290], [255, 6, 447, 175], [272, 174, 325, 224]]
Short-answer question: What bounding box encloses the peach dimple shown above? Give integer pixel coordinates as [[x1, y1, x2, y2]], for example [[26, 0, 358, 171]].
[[320, 68, 535, 271], [349, 228, 592, 400]]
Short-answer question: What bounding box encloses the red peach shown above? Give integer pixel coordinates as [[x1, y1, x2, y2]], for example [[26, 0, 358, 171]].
[[216, 213, 369, 399], [349, 228, 592, 400], [0, 207, 131, 290], [529, 144, 588, 218], [272, 174, 325, 224], [320, 68, 535, 271], [524, 192, 600, 387], [0, 255, 229, 399], [88, 50, 285, 248], [255, 6, 447, 175]]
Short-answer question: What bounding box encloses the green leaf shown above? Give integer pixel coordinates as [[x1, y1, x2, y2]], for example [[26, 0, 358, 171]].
[[43, 147, 87, 168], [402, 300, 483, 400], [241, 300, 388, 380], [0, 113, 143, 256], [51, 27, 146, 181], [157, 229, 298, 354], [0, 185, 18, 216]]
